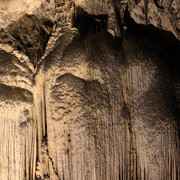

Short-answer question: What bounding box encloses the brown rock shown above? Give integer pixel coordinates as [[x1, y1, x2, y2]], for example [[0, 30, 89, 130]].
[[0, 0, 179, 179]]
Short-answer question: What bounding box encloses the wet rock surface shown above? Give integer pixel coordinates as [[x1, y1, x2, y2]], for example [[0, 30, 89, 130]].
[[0, 0, 179, 179]]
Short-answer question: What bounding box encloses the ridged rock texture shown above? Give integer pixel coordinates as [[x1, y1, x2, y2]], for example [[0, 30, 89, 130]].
[[0, 0, 179, 179]]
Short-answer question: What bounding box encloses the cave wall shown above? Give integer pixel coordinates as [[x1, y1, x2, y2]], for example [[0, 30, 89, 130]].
[[0, 0, 179, 179]]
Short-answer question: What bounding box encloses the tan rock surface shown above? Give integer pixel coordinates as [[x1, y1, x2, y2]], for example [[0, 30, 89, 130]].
[[0, 0, 179, 179]]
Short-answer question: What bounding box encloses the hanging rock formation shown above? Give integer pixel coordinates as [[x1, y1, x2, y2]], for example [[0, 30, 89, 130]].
[[0, 0, 179, 179]]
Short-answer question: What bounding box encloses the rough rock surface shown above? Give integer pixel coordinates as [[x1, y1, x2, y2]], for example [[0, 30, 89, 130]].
[[127, 0, 180, 40], [0, 0, 179, 179]]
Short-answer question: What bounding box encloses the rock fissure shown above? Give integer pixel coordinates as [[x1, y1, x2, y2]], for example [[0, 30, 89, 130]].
[[47, 151, 61, 180]]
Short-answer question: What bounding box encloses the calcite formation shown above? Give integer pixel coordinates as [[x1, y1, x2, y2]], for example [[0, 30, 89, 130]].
[[0, 0, 179, 179]]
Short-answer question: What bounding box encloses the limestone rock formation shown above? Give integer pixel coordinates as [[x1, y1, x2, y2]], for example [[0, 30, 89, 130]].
[[127, 0, 180, 40], [0, 0, 179, 179]]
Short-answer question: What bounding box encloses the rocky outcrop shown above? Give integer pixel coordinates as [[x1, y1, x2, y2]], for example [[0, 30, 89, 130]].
[[0, 0, 179, 179], [127, 0, 180, 40]]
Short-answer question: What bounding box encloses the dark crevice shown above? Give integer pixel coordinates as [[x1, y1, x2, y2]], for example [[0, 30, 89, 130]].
[[153, 0, 164, 9], [143, 0, 149, 24], [47, 151, 61, 180], [73, 6, 108, 37], [43, 81, 48, 139]]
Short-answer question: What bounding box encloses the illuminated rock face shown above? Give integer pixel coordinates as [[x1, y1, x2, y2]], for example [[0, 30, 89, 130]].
[[0, 0, 179, 179]]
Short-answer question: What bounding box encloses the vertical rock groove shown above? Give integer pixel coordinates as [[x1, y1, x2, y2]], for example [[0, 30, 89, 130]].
[[144, 0, 149, 24]]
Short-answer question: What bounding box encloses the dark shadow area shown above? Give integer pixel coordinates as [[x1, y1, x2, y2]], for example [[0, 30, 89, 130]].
[[124, 11, 180, 62], [73, 6, 108, 36], [124, 11, 180, 136]]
